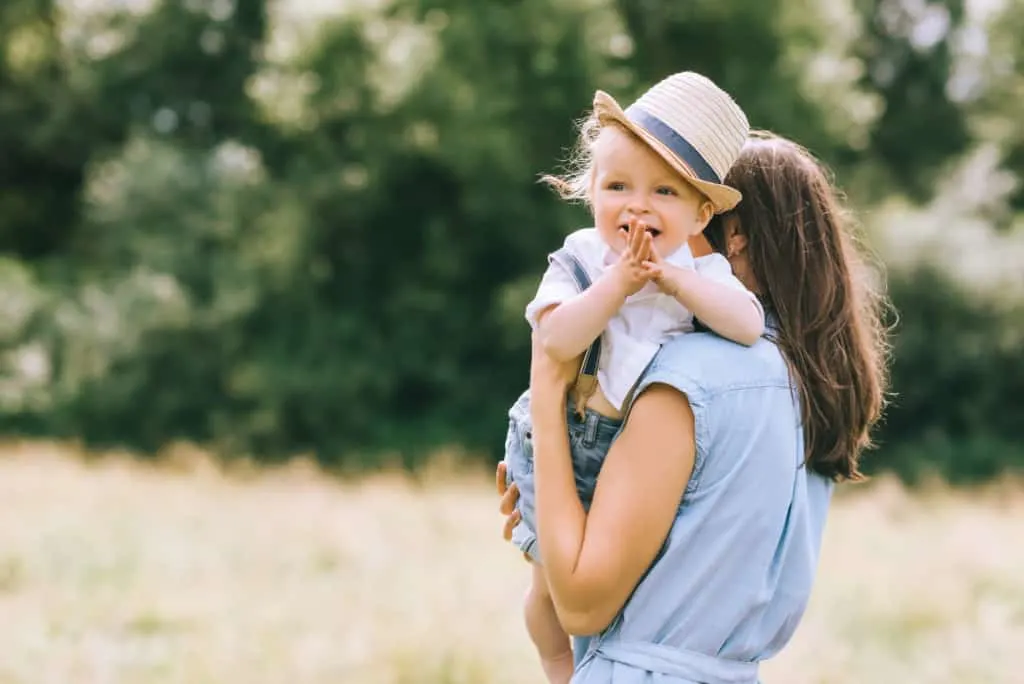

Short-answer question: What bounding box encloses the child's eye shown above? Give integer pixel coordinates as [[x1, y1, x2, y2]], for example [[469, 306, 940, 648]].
[[656, 186, 678, 196], [606, 181, 625, 191]]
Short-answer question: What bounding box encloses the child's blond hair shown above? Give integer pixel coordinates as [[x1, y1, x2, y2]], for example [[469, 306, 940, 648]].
[[541, 112, 715, 210], [540, 111, 621, 206]]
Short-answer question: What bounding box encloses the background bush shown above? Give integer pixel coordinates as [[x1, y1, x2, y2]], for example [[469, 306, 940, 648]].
[[1, 0, 1021, 483]]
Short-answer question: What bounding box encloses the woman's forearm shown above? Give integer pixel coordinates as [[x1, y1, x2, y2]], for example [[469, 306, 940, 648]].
[[527, 384, 697, 635], [530, 395, 588, 615]]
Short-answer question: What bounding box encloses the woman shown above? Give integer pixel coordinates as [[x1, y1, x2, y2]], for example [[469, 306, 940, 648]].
[[497, 131, 890, 683]]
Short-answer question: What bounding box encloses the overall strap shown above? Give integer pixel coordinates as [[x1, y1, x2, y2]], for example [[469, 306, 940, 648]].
[[548, 248, 601, 417]]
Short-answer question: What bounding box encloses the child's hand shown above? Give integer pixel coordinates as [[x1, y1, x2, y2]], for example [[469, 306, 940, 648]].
[[642, 240, 686, 298], [609, 217, 656, 297]]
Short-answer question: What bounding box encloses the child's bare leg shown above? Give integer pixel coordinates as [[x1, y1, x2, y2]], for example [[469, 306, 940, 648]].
[[524, 561, 574, 684]]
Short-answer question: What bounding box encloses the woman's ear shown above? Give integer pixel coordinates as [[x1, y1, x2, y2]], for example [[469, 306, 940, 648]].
[[724, 216, 748, 258]]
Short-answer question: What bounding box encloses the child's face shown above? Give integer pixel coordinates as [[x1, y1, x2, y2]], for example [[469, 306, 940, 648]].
[[590, 125, 713, 257]]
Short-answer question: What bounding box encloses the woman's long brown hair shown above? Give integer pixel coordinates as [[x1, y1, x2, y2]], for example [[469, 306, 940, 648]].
[[706, 132, 891, 481]]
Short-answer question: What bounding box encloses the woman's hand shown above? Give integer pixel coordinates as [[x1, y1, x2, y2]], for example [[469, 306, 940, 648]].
[[495, 461, 521, 541]]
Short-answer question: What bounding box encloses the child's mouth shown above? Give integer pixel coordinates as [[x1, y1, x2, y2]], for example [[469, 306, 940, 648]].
[[621, 223, 661, 238]]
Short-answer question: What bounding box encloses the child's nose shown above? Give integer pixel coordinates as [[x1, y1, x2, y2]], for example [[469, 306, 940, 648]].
[[626, 196, 651, 214]]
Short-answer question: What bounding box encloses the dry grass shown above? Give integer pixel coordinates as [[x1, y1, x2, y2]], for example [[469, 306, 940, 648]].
[[0, 441, 1022, 684]]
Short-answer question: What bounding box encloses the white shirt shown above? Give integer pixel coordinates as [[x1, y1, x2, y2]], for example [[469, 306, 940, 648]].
[[525, 228, 763, 411]]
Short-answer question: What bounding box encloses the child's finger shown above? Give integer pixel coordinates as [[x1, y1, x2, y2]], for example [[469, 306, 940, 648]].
[[634, 229, 651, 263], [626, 222, 643, 259], [628, 216, 641, 243], [627, 219, 642, 258], [648, 238, 663, 264]]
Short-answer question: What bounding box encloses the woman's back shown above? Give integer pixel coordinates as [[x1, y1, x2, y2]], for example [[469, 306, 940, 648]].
[[574, 331, 833, 683]]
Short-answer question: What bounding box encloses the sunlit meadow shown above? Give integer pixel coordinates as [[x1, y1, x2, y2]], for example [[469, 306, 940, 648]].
[[0, 441, 1022, 684]]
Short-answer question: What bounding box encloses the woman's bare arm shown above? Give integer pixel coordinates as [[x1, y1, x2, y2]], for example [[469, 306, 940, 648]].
[[531, 382, 696, 635]]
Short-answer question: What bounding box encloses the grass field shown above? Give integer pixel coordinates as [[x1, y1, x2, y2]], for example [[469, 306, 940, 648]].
[[0, 441, 1022, 684]]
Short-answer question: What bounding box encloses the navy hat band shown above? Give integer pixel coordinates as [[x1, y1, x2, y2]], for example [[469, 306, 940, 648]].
[[625, 105, 721, 184]]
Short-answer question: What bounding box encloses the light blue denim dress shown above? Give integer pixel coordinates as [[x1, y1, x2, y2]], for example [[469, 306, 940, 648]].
[[566, 330, 834, 684]]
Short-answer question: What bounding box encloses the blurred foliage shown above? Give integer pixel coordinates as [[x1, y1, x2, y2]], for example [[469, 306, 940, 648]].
[[0, 0, 1021, 482], [869, 266, 1024, 483]]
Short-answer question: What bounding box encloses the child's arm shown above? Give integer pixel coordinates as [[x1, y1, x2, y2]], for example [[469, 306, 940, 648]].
[[532, 226, 655, 361], [657, 267, 764, 346], [535, 271, 630, 361]]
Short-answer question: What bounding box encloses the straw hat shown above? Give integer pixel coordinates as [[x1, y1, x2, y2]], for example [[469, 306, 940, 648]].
[[593, 71, 749, 213]]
